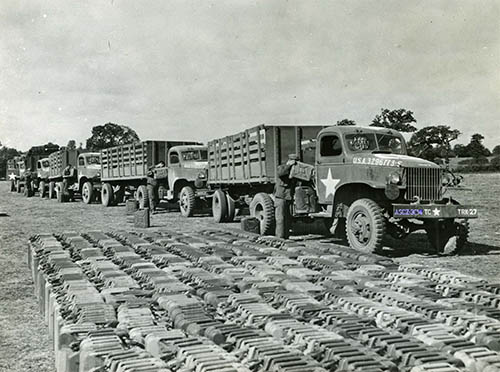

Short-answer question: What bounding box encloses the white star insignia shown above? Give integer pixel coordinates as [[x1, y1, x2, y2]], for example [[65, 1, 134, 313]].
[[320, 168, 340, 199], [432, 207, 441, 217], [8, 173, 16, 180]]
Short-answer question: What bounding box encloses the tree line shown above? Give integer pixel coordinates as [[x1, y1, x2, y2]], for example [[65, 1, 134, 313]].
[[337, 108, 499, 171], [1, 112, 499, 177]]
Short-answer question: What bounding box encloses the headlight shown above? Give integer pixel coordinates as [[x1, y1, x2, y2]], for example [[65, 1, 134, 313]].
[[197, 172, 206, 179], [387, 172, 401, 185]]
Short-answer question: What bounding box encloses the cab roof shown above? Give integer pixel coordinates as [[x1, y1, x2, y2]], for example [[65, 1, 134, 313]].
[[319, 125, 403, 136]]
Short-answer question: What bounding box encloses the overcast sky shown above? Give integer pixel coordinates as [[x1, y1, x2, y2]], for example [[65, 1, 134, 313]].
[[1, 0, 499, 151]]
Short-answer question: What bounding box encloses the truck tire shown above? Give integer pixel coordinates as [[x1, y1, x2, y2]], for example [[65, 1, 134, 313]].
[[226, 194, 236, 222], [179, 186, 196, 217], [101, 183, 114, 207], [346, 198, 385, 253], [48, 181, 55, 199], [82, 181, 94, 204], [137, 185, 149, 209], [39, 181, 46, 198], [249, 193, 275, 235], [425, 219, 469, 255], [56, 182, 64, 203], [212, 189, 228, 223]]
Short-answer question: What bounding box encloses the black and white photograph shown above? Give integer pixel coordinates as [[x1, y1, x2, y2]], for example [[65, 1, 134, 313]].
[[1, 1, 499, 371]]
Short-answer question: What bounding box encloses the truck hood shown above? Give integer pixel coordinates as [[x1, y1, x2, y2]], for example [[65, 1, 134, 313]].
[[351, 153, 440, 168]]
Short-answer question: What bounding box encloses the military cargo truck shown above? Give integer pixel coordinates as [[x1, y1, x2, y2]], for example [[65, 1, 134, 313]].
[[47, 148, 101, 202], [199, 124, 477, 255], [6, 155, 25, 192], [12, 144, 60, 196], [99, 140, 206, 208]]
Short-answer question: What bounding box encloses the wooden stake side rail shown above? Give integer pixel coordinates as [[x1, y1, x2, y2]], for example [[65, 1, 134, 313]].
[[207, 125, 325, 186], [100, 140, 200, 182]]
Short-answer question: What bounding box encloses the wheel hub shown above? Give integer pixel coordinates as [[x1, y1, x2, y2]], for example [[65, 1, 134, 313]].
[[351, 212, 371, 244]]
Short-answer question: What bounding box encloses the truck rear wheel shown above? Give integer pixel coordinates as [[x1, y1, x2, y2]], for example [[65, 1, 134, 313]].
[[179, 186, 196, 217], [137, 185, 149, 209], [82, 181, 94, 204], [48, 181, 55, 199], [346, 198, 385, 253], [425, 219, 469, 255], [101, 183, 114, 207], [226, 194, 236, 222], [39, 181, 46, 198], [212, 189, 228, 223], [250, 193, 275, 235]]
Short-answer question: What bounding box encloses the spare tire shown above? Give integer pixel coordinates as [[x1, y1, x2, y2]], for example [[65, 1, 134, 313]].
[[101, 183, 114, 207], [249, 193, 275, 235], [212, 189, 228, 223]]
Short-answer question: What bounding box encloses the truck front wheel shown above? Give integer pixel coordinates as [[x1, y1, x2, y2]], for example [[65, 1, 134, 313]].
[[48, 181, 55, 199], [137, 185, 149, 209], [39, 181, 46, 198], [346, 198, 385, 253], [425, 219, 469, 255], [101, 183, 114, 207], [82, 182, 94, 204], [179, 186, 196, 217], [212, 189, 228, 223], [250, 193, 275, 235]]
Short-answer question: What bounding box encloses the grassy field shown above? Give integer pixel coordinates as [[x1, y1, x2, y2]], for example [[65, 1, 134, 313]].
[[0, 173, 499, 372]]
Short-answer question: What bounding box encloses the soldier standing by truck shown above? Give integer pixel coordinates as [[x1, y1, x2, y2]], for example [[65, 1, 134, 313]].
[[61, 164, 76, 202], [274, 154, 298, 239], [146, 161, 165, 213], [24, 167, 34, 197]]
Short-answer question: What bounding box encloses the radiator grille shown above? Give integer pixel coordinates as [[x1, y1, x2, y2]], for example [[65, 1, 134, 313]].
[[404, 167, 442, 201]]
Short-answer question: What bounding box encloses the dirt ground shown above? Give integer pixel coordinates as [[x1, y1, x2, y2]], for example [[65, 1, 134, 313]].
[[0, 173, 499, 372]]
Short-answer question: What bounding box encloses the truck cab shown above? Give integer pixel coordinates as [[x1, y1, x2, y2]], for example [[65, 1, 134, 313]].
[[76, 152, 101, 204], [310, 126, 476, 254], [37, 158, 51, 180], [153, 145, 208, 215]]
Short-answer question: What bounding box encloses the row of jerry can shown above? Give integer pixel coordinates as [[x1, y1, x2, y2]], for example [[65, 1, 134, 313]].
[[29, 226, 500, 372]]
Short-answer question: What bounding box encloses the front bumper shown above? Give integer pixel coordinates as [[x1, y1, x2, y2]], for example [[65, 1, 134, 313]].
[[393, 204, 478, 219]]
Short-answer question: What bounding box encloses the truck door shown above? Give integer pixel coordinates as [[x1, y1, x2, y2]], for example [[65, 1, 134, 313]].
[[167, 150, 180, 189], [316, 133, 345, 205]]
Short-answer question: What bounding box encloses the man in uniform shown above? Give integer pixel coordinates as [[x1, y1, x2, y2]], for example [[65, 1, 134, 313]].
[[146, 161, 165, 213], [274, 154, 298, 239], [24, 167, 34, 197], [62, 164, 76, 201]]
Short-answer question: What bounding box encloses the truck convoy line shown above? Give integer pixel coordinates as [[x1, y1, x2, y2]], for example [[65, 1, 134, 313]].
[[6, 124, 478, 255]]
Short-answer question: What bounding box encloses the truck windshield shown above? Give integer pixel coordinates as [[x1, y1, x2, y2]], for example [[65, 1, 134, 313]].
[[345, 133, 405, 154], [86, 155, 100, 165], [181, 150, 208, 162]]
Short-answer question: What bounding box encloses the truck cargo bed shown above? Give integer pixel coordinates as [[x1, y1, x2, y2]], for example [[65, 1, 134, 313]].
[[207, 125, 324, 185], [101, 140, 200, 181]]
